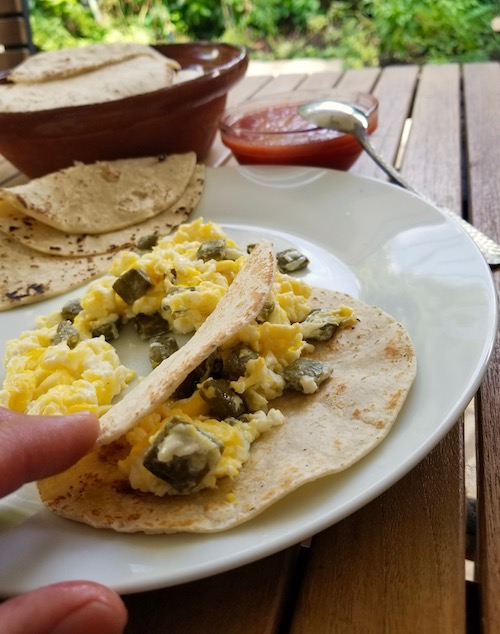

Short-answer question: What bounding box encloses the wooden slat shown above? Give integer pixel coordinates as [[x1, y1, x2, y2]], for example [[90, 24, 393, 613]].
[[296, 69, 343, 90], [463, 63, 500, 236], [0, 0, 24, 17], [334, 66, 380, 93], [463, 62, 500, 634], [207, 73, 316, 167], [226, 74, 273, 107], [123, 547, 299, 633], [249, 72, 307, 96], [288, 63, 466, 633], [0, 47, 28, 71], [204, 74, 273, 166], [476, 306, 500, 634], [392, 64, 466, 625], [290, 425, 466, 634], [350, 65, 419, 180], [0, 17, 28, 47], [400, 64, 462, 212]]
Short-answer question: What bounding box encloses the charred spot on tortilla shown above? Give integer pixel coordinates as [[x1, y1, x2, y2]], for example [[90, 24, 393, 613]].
[[6, 283, 45, 300]]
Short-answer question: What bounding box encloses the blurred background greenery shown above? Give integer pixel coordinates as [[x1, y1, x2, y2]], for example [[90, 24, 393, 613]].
[[29, 0, 500, 68]]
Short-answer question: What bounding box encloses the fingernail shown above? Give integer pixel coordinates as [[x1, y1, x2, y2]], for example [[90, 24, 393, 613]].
[[65, 410, 93, 420], [52, 599, 126, 634]]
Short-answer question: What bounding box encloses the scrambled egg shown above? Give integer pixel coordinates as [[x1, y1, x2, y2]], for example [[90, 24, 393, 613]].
[[0, 219, 355, 496], [0, 327, 134, 416]]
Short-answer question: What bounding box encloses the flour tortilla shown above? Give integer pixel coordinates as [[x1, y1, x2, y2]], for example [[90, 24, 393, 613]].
[[0, 232, 115, 311], [38, 289, 417, 533], [0, 55, 176, 112], [0, 153, 196, 234], [0, 165, 205, 257], [8, 42, 179, 84], [0, 52, 178, 113]]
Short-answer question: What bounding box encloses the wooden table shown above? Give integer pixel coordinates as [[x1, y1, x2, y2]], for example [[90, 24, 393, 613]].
[[1, 61, 499, 633]]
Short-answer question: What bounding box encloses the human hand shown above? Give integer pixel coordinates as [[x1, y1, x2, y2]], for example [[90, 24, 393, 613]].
[[0, 408, 127, 634]]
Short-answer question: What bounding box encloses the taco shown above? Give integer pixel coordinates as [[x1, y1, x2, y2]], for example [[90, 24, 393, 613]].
[[37, 287, 415, 533], [1, 219, 416, 532]]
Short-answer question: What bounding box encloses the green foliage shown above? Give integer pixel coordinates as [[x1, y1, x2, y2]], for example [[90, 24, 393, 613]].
[[219, 0, 378, 65], [29, 0, 105, 47], [366, 0, 499, 64], [29, 0, 186, 48], [218, 0, 320, 40], [28, 0, 500, 67], [301, 2, 380, 67]]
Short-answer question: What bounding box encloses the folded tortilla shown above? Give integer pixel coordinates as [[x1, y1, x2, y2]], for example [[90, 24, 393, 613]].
[[0, 47, 178, 112], [7, 42, 178, 84], [0, 153, 197, 234], [37, 288, 417, 533], [0, 232, 115, 311], [0, 165, 205, 257]]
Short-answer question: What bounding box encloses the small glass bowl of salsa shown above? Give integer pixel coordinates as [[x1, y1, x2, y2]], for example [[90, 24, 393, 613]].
[[219, 90, 378, 170]]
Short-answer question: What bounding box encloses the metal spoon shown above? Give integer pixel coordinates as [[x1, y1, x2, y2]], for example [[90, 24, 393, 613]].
[[298, 100, 500, 266]]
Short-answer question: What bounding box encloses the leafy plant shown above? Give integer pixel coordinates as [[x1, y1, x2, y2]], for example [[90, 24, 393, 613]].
[[303, 2, 380, 67], [28, 0, 500, 67], [367, 0, 499, 64]]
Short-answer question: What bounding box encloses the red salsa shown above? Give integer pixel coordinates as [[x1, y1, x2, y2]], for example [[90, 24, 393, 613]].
[[220, 99, 378, 171]]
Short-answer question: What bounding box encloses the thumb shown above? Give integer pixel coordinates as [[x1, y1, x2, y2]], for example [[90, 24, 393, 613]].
[[0, 581, 127, 634], [0, 408, 100, 497]]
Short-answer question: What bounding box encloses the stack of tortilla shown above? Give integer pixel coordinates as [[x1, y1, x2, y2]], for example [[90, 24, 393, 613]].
[[0, 42, 181, 113], [0, 152, 205, 311]]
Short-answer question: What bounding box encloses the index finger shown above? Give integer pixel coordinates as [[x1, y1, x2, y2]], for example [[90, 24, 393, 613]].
[[0, 408, 99, 498]]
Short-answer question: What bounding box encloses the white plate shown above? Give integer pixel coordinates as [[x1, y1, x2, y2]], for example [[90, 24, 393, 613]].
[[0, 166, 496, 596]]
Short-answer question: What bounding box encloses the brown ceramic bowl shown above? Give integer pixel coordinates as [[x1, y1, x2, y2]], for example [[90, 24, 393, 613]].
[[0, 42, 248, 178]]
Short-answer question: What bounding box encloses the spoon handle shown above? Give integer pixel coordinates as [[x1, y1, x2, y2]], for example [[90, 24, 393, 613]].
[[356, 130, 500, 266]]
